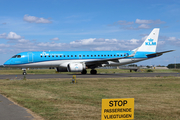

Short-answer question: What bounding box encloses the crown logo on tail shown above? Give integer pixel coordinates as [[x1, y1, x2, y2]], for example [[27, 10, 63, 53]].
[[145, 38, 156, 46], [148, 38, 153, 42]]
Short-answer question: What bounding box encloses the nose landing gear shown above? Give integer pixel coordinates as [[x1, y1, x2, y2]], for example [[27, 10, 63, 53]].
[[23, 71, 27, 75], [22, 68, 27, 75]]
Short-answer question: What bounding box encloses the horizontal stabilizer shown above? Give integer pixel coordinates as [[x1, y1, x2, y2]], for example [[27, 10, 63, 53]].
[[146, 50, 174, 57]]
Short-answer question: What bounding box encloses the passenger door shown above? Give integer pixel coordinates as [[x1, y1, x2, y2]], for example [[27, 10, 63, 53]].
[[28, 52, 33, 63]]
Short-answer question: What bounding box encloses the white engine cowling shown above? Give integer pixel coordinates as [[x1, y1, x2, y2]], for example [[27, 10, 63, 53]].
[[55, 67, 68, 72], [67, 63, 86, 72]]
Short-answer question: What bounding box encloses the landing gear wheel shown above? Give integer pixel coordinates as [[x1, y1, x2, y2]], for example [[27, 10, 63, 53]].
[[22, 71, 27, 75], [90, 70, 97, 74], [81, 70, 87, 74]]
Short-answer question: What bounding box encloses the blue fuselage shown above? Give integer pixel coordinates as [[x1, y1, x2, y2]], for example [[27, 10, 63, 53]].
[[4, 51, 153, 68]]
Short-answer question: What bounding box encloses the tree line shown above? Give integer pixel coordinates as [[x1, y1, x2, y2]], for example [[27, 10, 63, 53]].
[[167, 63, 180, 69]]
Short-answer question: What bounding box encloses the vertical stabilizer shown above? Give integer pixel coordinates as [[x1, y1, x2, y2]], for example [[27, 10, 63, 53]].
[[138, 28, 160, 52]]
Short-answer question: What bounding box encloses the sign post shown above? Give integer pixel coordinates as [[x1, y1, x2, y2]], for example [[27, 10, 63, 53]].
[[72, 75, 76, 83], [101, 98, 134, 120]]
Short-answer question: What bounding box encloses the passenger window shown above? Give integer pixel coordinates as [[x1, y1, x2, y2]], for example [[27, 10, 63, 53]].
[[52, 55, 54, 57], [87, 55, 89, 57], [45, 56, 46, 57], [49, 55, 50, 57], [91, 55, 93, 57], [101, 55, 103, 57], [94, 55, 96, 57], [67, 55, 69, 57], [56, 55, 58, 57], [60, 55, 62, 57], [64, 55, 66, 57], [111, 55, 112, 56], [108, 55, 109, 57], [79, 55, 81, 57], [117, 55, 119, 56], [41, 56, 42, 57], [121, 54, 122, 56], [75, 55, 77, 57], [98, 55, 100, 57], [104, 55, 106, 57], [83, 55, 85, 57], [71, 55, 73, 57]]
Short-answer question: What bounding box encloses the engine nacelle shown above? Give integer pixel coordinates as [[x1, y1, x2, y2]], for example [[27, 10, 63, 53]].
[[55, 67, 68, 72], [67, 63, 86, 72]]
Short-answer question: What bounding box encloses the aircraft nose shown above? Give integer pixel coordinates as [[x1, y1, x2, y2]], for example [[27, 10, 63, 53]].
[[4, 59, 11, 66]]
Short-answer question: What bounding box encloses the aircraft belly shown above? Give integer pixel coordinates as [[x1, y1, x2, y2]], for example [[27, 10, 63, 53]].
[[105, 58, 147, 66]]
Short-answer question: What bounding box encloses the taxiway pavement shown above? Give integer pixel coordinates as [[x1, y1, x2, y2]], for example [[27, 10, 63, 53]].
[[0, 73, 179, 80], [0, 94, 34, 120]]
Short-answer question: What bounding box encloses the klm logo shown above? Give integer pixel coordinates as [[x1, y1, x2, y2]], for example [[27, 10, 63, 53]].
[[145, 38, 156, 46], [75, 64, 78, 69]]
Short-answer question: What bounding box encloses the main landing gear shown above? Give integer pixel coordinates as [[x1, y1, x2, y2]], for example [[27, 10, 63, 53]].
[[81, 69, 97, 74], [81, 70, 87, 74], [90, 69, 97, 74]]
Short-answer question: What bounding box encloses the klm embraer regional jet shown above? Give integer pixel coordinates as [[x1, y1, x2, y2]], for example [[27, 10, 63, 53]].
[[4, 28, 174, 75]]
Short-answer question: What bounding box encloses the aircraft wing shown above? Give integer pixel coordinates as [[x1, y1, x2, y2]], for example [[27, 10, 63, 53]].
[[84, 49, 174, 66], [84, 48, 139, 65], [85, 56, 130, 64], [146, 50, 174, 57]]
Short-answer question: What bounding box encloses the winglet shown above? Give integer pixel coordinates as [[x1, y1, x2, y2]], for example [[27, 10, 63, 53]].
[[129, 47, 139, 57]]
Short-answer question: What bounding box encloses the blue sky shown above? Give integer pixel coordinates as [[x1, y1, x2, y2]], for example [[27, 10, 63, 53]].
[[0, 0, 180, 65]]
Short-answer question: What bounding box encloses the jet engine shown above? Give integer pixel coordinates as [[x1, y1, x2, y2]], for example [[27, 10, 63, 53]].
[[67, 63, 86, 72], [55, 67, 68, 72]]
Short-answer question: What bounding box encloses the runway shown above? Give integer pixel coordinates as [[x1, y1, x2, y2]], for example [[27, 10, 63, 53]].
[[0, 73, 179, 79]]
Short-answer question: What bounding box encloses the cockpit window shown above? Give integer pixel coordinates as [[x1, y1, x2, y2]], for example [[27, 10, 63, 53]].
[[17, 55, 21, 58], [12, 55, 21, 58], [12, 55, 17, 58]]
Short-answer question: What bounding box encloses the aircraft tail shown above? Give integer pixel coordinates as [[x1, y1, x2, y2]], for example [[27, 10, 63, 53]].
[[137, 28, 160, 52]]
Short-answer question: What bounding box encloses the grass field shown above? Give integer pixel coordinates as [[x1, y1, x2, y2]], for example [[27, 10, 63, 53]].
[[0, 68, 180, 75], [0, 77, 180, 120]]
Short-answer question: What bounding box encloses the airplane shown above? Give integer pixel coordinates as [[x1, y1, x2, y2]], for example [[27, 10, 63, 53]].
[[4, 28, 174, 75]]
